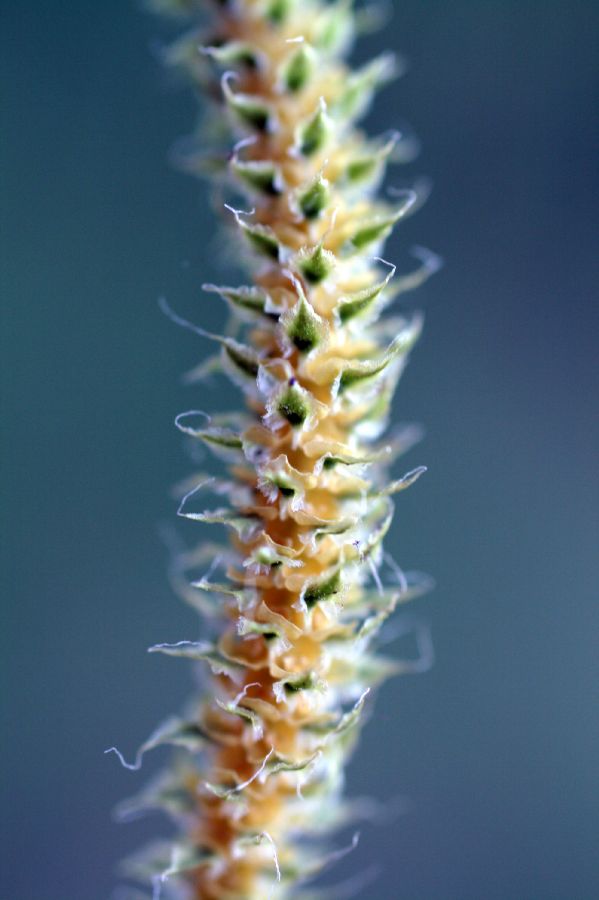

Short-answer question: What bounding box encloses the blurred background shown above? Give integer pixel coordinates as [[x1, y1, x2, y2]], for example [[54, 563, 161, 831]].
[[2, 1, 598, 898]]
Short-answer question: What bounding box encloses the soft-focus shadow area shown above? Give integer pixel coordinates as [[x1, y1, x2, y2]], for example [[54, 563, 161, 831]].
[[2, 2, 598, 898]]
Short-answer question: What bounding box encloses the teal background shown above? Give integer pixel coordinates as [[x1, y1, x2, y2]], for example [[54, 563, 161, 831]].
[[2, 1, 598, 898]]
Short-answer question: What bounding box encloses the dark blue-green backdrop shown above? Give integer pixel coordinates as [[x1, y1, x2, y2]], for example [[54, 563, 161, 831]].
[[2, 1, 598, 898]]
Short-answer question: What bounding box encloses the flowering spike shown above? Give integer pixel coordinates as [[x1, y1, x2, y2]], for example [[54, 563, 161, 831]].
[[114, 2, 440, 897]]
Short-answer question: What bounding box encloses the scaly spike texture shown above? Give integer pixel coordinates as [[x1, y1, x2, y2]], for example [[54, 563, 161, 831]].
[[117, 1, 439, 897]]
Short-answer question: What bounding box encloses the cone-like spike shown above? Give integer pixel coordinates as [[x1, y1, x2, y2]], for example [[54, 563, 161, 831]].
[[117, 3, 440, 897]]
